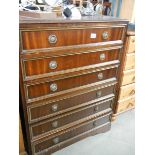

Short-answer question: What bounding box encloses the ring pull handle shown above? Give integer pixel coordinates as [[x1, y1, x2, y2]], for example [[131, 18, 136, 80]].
[[110, 100, 113, 109], [49, 61, 57, 69], [96, 91, 102, 98], [93, 121, 97, 127], [94, 106, 99, 112], [102, 32, 109, 40], [52, 121, 58, 128], [51, 104, 58, 112], [50, 83, 57, 92], [48, 34, 57, 44], [97, 73, 103, 80], [53, 137, 59, 144], [100, 53, 105, 61]]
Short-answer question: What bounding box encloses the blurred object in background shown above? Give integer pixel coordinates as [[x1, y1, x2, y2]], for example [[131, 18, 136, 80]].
[[110, 0, 135, 23], [103, 1, 111, 15], [80, 0, 95, 16], [19, 0, 41, 11], [73, 0, 83, 7], [95, 0, 103, 15]]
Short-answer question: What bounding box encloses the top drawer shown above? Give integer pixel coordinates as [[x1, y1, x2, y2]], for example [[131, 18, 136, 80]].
[[20, 27, 125, 50]]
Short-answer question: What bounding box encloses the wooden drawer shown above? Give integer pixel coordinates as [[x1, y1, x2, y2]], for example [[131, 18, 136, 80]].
[[28, 85, 115, 123], [117, 96, 135, 113], [119, 83, 135, 100], [26, 68, 117, 100], [127, 36, 135, 53], [22, 49, 120, 79], [35, 122, 111, 155], [124, 53, 135, 70], [121, 69, 135, 86], [21, 27, 124, 50], [32, 112, 112, 154], [30, 99, 113, 140]]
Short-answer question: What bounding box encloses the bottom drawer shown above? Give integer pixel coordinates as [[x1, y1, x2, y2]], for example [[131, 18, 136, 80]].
[[117, 96, 135, 113], [33, 112, 111, 154]]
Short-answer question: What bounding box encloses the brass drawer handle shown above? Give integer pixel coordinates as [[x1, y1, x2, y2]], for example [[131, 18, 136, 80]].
[[50, 83, 57, 92], [93, 121, 97, 127], [102, 32, 109, 40], [48, 34, 57, 44], [49, 61, 57, 69], [96, 91, 102, 98], [52, 121, 58, 128], [100, 53, 105, 61], [94, 106, 99, 112], [53, 137, 59, 144], [110, 100, 113, 109], [51, 104, 58, 112], [130, 90, 135, 95], [97, 73, 103, 80]]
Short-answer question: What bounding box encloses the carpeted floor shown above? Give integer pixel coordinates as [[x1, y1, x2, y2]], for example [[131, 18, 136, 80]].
[[53, 109, 135, 155]]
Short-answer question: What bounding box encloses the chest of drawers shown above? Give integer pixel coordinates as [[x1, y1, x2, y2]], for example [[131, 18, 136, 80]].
[[19, 16, 128, 155], [113, 24, 135, 117]]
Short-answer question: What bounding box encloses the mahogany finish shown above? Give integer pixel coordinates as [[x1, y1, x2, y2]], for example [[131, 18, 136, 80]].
[[21, 27, 124, 50], [31, 100, 112, 140], [28, 86, 114, 123], [19, 15, 128, 155], [26, 68, 117, 100], [34, 111, 111, 154], [23, 49, 119, 78]]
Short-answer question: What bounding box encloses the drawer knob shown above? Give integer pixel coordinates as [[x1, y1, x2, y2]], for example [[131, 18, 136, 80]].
[[94, 106, 99, 112], [132, 38, 135, 43], [130, 90, 135, 95], [51, 104, 58, 112], [49, 61, 57, 69], [93, 121, 97, 127], [110, 101, 113, 108], [50, 83, 57, 92], [97, 73, 103, 80], [48, 34, 57, 44], [96, 91, 102, 98], [52, 121, 58, 128], [102, 32, 109, 40], [53, 137, 59, 144], [100, 53, 105, 61]]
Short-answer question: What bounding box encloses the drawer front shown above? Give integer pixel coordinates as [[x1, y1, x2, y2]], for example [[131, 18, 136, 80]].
[[26, 68, 117, 100], [117, 96, 135, 113], [33, 113, 111, 154], [127, 36, 135, 53], [23, 49, 120, 79], [122, 69, 135, 86], [124, 53, 135, 71], [28, 85, 115, 123], [31, 99, 113, 139], [119, 83, 135, 100], [21, 27, 124, 50], [35, 122, 111, 155]]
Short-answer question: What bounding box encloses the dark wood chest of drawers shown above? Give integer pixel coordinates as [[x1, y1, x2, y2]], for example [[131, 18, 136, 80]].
[[19, 16, 128, 155]]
